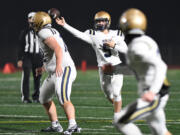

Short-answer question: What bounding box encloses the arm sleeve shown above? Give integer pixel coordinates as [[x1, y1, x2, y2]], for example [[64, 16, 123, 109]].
[[145, 56, 167, 94], [17, 30, 26, 61], [133, 43, 167, 94], [114, 38, 128, 54], [63, 23, 93, 44]]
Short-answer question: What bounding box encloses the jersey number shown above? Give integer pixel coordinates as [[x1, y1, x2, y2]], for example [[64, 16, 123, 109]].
[[102, 44, 112, 57]]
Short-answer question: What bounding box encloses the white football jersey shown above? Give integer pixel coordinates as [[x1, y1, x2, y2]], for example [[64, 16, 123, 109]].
[[126, 34, 167, 95], [38, 25, 75, 73], [63, 23, 128, 67]]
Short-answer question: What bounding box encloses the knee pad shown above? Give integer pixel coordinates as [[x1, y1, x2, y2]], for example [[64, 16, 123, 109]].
[[39, 96, 51, 104], [39, 97, 44, 104]]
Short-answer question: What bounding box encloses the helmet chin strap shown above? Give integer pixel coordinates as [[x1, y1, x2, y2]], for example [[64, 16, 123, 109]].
[[95, 24, 106, 31], [94, 23, 109, 31]]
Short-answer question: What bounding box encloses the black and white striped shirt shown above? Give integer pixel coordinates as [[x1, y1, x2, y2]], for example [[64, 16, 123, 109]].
[[18, 28, 40, 60], [24, 29, 40, 53]]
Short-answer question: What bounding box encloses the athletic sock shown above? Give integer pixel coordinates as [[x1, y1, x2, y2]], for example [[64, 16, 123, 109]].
[[52, 120, 59, 128], [114, 112, 121, 123], [68, 119, 77, 128]]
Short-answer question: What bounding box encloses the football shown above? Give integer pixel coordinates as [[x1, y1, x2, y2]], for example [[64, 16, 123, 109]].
[[48, 8, 60, 19], [101, 64, 114, 75]]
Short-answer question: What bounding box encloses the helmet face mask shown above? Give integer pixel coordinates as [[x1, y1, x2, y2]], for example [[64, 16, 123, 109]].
[[94, 18, 109, 31], [94, 11, 111, 31], [32, 12, 52, 32]]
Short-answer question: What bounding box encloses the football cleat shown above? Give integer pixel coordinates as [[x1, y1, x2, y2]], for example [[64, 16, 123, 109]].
[[41, 124, 63, 133], [63, 125, 81, 135], [32, 99, 40, 103]]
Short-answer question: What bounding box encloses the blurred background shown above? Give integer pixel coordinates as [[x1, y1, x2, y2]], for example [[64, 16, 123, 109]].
[[0, 0, 179, 70]]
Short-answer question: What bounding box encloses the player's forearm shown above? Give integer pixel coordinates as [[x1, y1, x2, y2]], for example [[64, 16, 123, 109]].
[[114, 40, 128, 54], [149, 60, 167, 94], [55, 46, 63, 67], [63, 23, 92, 44]]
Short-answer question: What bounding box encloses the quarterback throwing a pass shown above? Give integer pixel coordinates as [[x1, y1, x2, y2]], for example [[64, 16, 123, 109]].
[[109, 8, 172, 135], [56, 11, 128, 121], [33, 12, 81, 134]]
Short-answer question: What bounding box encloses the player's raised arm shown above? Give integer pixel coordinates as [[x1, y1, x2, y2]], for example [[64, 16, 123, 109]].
[[56, 17, 93, 45]]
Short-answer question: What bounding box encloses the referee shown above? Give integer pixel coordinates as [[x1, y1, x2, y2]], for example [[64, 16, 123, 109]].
[[17, 12, 43, 103]]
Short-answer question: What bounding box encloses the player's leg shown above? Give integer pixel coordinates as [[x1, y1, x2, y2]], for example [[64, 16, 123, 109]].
[[115, 100, 142, 135], [115, 97, 161, 135], [115, 102, 143, 135], [55, 66, 81, 134], [147, 95, 172, 135], [116, 123, 143, 135], [99, 68, 123, 122], [43, 101, 58, 121], [147, 109, 172, 135], [99, 69, 114, 102], [39, 75, 63, 132], [111, 74, 123, 122]]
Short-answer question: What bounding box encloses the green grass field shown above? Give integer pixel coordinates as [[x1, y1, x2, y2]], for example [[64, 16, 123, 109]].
[[0, 69, 180, 135]]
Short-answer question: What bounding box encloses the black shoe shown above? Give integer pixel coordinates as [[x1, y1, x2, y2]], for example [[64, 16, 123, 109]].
[[32, 99, 40, 103], [63, 125, 81, 135], [22, 99, 32, 103], [41, 125, 63, 133]]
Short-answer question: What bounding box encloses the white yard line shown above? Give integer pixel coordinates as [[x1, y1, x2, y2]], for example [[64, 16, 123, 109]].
[[0, 114, 111, 120], [0, 114, 179, 124], [0, 133, 37, 135], [0, 104, 179, 111]]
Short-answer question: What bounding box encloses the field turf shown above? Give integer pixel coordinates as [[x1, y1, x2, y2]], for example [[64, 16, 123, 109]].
[[0, 69, 179, 134]]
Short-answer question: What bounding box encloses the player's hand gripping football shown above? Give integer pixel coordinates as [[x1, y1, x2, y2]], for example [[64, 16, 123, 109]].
[[56, 17, 66, 26], [104, 39, 116, 48]]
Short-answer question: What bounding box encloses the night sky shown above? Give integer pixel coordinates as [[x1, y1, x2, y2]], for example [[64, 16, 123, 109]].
[[0, 0, 179, 67]]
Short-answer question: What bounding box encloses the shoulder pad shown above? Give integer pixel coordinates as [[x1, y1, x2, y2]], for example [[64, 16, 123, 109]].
[[42, 27, 57, 35], [117, 30, 123, 36], [89, 29, 95, 35]]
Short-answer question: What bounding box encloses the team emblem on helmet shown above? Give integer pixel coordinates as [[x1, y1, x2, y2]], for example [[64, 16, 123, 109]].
[[33, 11, 52, 32], [94, 11, 111, 31], [119, 8, 147, 33]]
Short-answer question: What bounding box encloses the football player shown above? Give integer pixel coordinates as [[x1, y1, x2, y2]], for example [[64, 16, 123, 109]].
[[107, 8, 172, 135], [33, 12, 81, 134], [56, 11, 128, 122]]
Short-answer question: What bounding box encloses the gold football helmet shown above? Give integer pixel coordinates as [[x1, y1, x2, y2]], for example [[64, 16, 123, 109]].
[[119, 8, 147, 33], [33, 11, 52, 32], [94, 11, 111, 30]]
